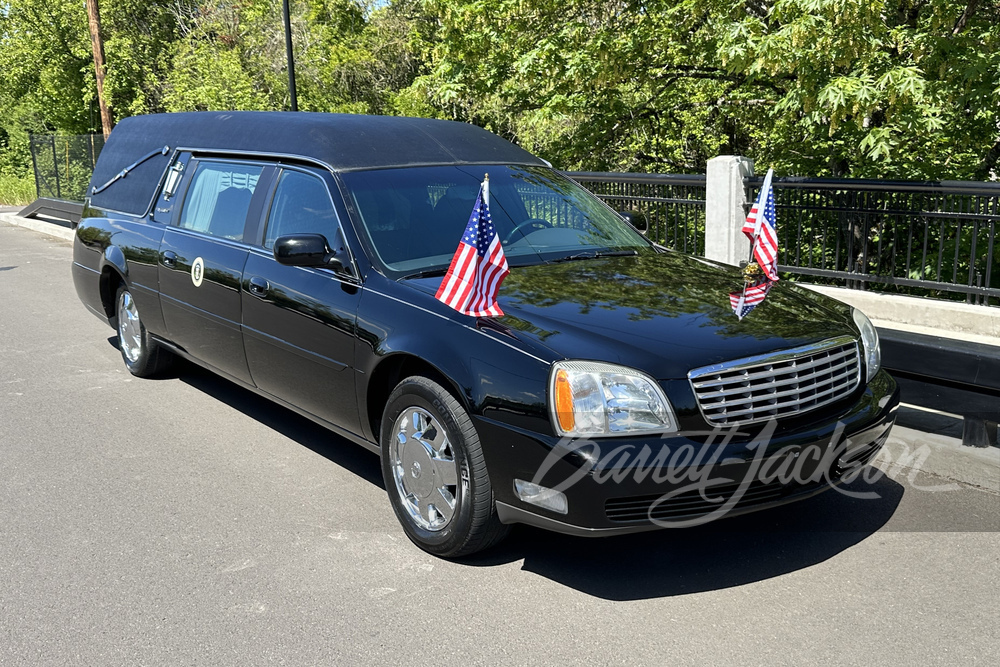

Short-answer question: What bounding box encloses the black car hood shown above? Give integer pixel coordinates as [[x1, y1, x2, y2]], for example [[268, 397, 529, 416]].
[[404, 251, 857, 379]]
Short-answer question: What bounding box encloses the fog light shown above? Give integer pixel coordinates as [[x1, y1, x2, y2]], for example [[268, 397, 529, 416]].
[[514, 479, 568, 514]]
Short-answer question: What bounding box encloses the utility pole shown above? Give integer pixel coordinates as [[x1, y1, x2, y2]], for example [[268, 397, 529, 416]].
[[282, 0, 298, 111], [85, 0, 114, 137]]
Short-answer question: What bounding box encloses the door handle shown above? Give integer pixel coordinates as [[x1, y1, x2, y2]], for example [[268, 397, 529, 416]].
[[162, 250, 177, 268], [248, 276, 269, 297]]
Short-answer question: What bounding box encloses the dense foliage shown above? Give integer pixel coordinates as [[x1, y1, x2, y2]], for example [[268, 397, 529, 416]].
[[1, 0, 998, 182]]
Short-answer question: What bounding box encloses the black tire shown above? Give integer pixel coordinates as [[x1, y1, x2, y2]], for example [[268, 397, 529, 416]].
[[114, 284, 173, 378], [380, 376, 509, 557]]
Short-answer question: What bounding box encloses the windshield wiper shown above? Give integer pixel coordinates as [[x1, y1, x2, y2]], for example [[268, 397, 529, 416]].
[[550, 249, 639, 263], [400, 268, 448, 280]]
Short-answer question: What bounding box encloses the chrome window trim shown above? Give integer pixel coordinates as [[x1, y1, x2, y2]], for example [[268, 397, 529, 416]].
[[176, 147, 337, 174], [163, 224, 254, 251]]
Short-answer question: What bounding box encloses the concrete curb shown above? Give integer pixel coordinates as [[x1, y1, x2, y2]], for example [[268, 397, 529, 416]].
[[879, 425, 1000, 494], [0, 210, 75, 242], [802, 284, 1000, 339]]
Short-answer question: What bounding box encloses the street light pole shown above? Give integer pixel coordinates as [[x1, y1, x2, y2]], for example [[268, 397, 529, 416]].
[[282, 0, 298, 111]]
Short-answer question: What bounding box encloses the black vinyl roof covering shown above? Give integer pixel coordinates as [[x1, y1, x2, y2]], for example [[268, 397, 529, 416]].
[[88, 112, 546, 216]]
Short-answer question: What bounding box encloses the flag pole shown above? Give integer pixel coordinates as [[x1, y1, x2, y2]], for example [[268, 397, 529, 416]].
[[483, 173, 490, 209], [746, 168, 774, 262], [735, 283, 749, 320], [736, 167, 774, 321]]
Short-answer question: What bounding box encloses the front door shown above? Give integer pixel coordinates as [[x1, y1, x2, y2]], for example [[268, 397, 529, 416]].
[[241, 167, 363, 434], [158, 158, 272, 384]]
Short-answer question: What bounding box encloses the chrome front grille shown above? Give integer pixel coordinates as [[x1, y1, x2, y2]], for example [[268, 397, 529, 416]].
[[688, 336, 861, 427]]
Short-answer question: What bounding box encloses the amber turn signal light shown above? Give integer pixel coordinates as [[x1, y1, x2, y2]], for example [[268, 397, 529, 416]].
[[553, 368, 575, 433]]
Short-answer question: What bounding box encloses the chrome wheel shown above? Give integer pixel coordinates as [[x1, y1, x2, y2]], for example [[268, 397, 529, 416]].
[[117, 289, 142, 364], [390, 406, 460, 532]]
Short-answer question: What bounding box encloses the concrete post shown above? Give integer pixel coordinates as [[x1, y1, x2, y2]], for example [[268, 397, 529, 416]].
[[705, 155, 754, 266]]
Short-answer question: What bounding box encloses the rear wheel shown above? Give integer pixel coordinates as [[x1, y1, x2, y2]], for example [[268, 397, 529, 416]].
[[115, 285, 173, 377], [380, 376, 509, 557]]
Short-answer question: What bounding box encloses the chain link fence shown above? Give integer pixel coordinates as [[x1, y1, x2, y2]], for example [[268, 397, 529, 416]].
[[29, 134, 105, 202]]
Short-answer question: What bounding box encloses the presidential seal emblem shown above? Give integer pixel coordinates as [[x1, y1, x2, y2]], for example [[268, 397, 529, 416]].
[[191, 256, 205, 287]]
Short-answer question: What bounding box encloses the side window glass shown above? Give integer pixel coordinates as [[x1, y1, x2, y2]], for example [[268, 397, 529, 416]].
[[178, 162, 263, 241], [264, 170, 339, 249]]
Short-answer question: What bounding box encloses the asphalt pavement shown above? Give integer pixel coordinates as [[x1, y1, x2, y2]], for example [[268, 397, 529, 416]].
[[1, 220, 998, 666]]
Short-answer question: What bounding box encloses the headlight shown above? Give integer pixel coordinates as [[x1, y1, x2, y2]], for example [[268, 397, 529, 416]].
[[852, 308, 881, 383], [549, 360, 678, 437]]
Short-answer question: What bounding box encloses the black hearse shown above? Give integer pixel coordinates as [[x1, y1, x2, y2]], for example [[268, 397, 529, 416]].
[[73, 112, 899, 556]]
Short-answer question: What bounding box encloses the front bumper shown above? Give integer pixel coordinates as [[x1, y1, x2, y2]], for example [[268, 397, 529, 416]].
[[477, 370, 900, 536]]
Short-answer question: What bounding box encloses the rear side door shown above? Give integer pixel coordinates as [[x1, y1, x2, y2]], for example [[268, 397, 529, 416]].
[[158, 158, 275, 384], [241, 166, 364, 435]]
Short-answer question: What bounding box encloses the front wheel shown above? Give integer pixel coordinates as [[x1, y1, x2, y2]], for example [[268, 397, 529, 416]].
[[380, 376, 509, 557], [115, 285, 173, 378]]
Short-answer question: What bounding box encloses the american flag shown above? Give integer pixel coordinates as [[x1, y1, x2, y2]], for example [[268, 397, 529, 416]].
[[729, 281, 772, 321], [741, 168, 779, 282], [435, 179, 509, 317]]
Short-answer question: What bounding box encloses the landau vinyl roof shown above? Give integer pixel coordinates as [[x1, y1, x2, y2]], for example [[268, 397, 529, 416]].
[[89, 112, 545, 215]]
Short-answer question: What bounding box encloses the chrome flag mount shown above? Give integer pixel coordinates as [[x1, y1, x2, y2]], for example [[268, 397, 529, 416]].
[[731, 168, 778, 320], [435, 174, 510, 317]]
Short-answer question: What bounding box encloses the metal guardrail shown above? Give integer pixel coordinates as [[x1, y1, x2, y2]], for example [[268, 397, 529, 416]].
[[568, 170, 998, 308], [746, 176, 1000, 307], [566, 172, 706, 255], [19, 198, 84, 224]]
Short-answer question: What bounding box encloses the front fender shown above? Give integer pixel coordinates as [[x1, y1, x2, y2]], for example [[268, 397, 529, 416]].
[[355, 277, 557, 443]]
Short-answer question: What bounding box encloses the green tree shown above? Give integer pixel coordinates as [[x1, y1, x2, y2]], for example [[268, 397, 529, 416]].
[[0, 1, 197, 176], [0, 0, 93, 173], [409, 0, 1000, 179], [2, 0, 998, 183], [103, 1, 197, 117], [715, 0, 1000, 179], [162, 0, 286, 111], [295, 0, 437, 115]]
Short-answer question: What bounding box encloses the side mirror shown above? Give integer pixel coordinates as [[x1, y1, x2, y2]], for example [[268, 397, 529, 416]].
[[621, 210, 648, 234], [273, 234, 345, 271]]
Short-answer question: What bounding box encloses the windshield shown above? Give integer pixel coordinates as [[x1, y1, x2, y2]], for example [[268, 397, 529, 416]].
[[339, 165, 654, 276]]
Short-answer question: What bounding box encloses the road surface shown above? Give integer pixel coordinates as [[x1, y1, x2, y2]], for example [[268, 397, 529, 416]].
[[1, 221, 997, 665]]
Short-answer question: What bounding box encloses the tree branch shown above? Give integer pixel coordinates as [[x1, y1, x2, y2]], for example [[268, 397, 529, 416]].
[[974, 137, 1000, 180], [952, 0, 979, 36]]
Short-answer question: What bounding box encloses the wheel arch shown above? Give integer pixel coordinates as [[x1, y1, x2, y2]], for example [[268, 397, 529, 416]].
[[365, 353, 469, 442], [99, 266, 125, 325], [97, 245, 129, 323]]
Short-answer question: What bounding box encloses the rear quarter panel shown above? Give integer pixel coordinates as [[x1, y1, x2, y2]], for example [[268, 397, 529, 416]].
[[73, 206, 167, 334]]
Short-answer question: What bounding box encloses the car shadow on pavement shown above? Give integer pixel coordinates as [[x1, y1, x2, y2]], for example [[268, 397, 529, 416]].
[[476, 477, 903, 600], [153, 347, 905, 600], [466, 476, 905, 600], [174, 359, 386, 490], [107, 336, 382, 490]]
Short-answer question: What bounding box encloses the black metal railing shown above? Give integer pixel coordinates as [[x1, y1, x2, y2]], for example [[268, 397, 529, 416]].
[[29, 134, 105, 203], [747, 177, 1000, 307], [566, 172, 706, 255]]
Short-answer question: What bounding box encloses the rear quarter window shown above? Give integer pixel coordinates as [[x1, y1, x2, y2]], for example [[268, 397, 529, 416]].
[[177, 161, 263, 241]]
